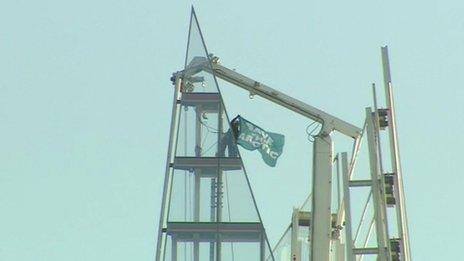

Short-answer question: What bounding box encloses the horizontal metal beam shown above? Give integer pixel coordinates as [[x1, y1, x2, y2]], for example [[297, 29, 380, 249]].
[[349, 179, 372, 187], [166, 222, 264, 242], [353, 247, 379, 255], [173, 56, 362, 139], [173, 157, 242, 174], [297, 211, 311, 227], [211, 62, 361, 138], [181, 92, 221, 112]]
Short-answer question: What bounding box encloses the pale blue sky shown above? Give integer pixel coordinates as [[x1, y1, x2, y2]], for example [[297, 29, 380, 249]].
[[1, 1, 463, 260]]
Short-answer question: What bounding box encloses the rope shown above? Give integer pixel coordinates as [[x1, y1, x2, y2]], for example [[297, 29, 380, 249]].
[[197, 113, 219, 133]]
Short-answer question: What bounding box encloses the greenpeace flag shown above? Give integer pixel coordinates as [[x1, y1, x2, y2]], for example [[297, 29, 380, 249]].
[[232, 116, 285, 167]]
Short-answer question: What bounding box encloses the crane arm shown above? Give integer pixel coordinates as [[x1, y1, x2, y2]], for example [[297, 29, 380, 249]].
[[212, 61, 361, 138], [175, 56, 362, 139]]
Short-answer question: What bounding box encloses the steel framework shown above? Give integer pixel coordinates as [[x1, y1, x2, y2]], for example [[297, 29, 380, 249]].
[[156, 8, 411, 261]]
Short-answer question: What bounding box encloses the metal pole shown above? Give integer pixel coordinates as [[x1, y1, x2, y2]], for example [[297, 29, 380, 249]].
[[335, 128, 365, 228], [310, 130, 333, 261], [260, 232, 266, 261], [341, 152, 355, 261], [210, 179, 216, 261], [365, 107, 390, 261], [209, 62, 362, 139], [336, 155, 341, 211], [372, 84, 385, 175], [172, 237, 178, 261], [194, 108, 202, 261], [381, 46, 411, 261], [216, 103, 224, 261], [291, 209, 301, 261], [155, 77, 182, 261]]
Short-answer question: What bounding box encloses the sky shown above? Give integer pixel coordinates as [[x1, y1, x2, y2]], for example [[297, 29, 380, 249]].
[[1, 0, 463, 260]]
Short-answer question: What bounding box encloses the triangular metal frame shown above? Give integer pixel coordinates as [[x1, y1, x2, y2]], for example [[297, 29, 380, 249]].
[[155, 8, 274, 261]]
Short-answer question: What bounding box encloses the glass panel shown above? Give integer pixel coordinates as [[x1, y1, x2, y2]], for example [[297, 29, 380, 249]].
[[183, 9, 218, 93], [168, 169, 208, 222], [299, 226, 310, 260], [176, 104, 238, 158], [176, 104, 221, 157], [175, 105, 201, 157], [270, 226, 291, 261], [270, 225, 310, 260], [263, 238, 275, 261], [163, 239, 214, 261], [222, 169, 259, 222], [221, 242, 261, 260]]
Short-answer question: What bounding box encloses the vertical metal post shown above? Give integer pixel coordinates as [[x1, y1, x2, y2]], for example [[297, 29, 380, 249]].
[[334, 240, 345, 261], [310, 131, 333, 261], [335, 134, 363, 232], [381, 46, 411, 261], [156, 77, 182, 261], [333, 155, 343, 261], [341, 152, 355, 261], [210, 178, 216, 261], [194, 108, 202, 261], [291, 208, 301, 261], [371, 84, 385, 175], [365, 107, 390, 261], [172, 238, 178, 261], [194, 108, 202, 221], [335, 155, 341, 211], [336, 239, 345, 261], [260, 232, 266, 261], [194, 235, 200, 261], [216, 104, 224, 261]]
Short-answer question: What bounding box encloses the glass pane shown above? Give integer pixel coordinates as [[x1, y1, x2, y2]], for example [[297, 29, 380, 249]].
[[183, 10, 218, 93], [176, 104, 238, 158], [163, 239, 214, 261], [270, 226, 291, 261], [168, 169, 205, 222], [175, 105, 221, 157], [222, 169, 259, 222], [221, 242, 261, 260]]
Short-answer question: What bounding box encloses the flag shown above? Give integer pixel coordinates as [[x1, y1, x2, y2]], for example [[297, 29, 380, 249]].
[[233, 116, 285, 167]]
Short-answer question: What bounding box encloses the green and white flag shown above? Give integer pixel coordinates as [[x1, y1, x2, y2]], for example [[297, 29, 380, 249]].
[[233, 116, 285, 167]]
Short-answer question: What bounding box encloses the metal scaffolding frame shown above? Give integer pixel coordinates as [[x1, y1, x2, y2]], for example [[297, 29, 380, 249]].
[[156, 8, 411, 261]]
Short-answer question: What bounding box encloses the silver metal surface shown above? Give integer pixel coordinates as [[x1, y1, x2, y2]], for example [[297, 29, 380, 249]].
[[156, 77, 183, 261], [210, 62, 361, 139], [381, 46, 411, 261], [341, 152, 355, 261], [310, 134, 333, 261], [366, 107, 390, 261]]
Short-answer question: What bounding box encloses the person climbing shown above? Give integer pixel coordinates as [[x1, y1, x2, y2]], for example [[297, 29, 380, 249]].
[[217, 115, 241, 157]]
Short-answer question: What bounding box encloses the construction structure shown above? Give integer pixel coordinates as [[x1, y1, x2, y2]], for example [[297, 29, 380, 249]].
[[156, 8, 411, 261]]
